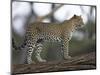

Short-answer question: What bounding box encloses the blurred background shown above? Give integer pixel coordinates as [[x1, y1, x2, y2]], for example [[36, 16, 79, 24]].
[[12, 1, 96, 64]]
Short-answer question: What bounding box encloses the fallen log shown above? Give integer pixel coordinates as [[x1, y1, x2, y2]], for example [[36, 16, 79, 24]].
[[12, 52, 96, 74]]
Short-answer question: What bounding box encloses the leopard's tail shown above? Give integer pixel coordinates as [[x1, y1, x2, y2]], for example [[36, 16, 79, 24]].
[[12, 38, 22, 51]]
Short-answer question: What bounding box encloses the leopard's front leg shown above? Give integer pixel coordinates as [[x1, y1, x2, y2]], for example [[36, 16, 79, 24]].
[[63, 39, 71, 59]]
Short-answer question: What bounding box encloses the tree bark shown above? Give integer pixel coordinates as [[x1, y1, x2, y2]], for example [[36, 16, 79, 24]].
[[12, 52, 96, 74]]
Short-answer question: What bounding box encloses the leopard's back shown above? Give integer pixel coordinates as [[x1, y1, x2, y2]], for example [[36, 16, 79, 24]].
[[25, 22, 63, 42]]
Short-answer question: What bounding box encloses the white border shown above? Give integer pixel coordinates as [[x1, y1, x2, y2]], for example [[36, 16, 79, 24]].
[[0, 0, 10, 75], [0, 0, 99, 75]]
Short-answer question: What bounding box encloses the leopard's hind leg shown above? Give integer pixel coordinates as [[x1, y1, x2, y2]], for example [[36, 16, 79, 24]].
[[35, 39, 46, 62], [26, 43, 36, 64]]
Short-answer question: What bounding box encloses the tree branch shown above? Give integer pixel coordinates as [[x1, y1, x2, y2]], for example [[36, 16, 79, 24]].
[[12, 52, 96, 74]]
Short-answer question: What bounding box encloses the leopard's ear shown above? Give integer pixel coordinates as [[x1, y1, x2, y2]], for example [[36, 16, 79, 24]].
[[71, 14, 77, 19], [74, 14, 77, 17]]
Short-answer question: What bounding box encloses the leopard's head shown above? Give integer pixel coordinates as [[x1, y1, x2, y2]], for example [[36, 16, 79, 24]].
[[72, 15, 85, 28]]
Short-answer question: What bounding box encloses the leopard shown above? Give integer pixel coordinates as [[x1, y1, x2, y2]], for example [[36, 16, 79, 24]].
[[12, 15, 84, 64]]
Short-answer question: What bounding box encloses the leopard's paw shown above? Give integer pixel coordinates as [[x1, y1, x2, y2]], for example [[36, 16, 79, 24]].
[[64, 55, 71, 60]]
